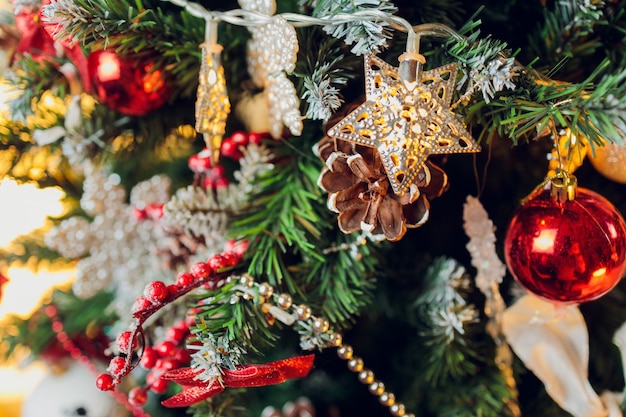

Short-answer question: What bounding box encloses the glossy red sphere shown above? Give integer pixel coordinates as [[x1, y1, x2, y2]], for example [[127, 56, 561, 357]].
[[95, 373, 115, 391], [87, 50, 169, 116], [504, 187, 626, 304]]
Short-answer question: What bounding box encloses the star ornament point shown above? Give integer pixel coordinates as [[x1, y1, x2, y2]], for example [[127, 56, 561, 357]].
[[327, 55, 480, 195]]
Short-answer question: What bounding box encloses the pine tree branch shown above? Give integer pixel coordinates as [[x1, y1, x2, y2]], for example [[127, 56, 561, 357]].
[[229, 133, 377, 324], [0, 289, 116, 363], [306, 0, 398, 55], [43, 0, 207, 98], [492, 59, 626, 146], [229, 140, 326, 293]]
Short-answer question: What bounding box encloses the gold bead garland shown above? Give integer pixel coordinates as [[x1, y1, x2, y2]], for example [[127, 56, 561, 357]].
[[229, 274, 414, 417]]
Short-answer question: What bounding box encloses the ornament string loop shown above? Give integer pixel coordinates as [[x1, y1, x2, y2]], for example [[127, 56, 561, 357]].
[[521, 170, 578, 205]]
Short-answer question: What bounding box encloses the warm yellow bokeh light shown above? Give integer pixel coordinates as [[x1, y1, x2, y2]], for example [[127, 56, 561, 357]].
[[0, 267, 74, 319], [0, 179, 74, 414], [0, 177, 75, 331], [0, 178, 65, 247], [0, 177, 73, 318]]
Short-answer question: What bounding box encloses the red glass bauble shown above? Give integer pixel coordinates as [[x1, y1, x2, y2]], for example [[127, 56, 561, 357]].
[[504, 187, 626, 304], [87, 50, 169, 116]]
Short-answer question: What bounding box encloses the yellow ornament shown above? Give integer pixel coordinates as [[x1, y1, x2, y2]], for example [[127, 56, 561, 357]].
[[195, 23, 230, 163], [547, 128, 587, 177], [589, 142, 626, 184]]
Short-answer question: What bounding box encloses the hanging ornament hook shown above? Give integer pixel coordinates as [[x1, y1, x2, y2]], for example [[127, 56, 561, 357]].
[[550, 170, 578, 202], [398, 29, 425, 91]]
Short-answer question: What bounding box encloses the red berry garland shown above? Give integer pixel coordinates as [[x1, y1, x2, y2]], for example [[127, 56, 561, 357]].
[[96, 250, 242, 400], [43, 305, 150, 416], [220, 130, 270, 160]]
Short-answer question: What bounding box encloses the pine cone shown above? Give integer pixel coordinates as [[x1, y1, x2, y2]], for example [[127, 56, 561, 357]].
[[315, 122, 448, 242], [154, 225, 206, 271]]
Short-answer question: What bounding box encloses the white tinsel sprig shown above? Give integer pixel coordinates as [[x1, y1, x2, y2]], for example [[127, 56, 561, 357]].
[[302, 62, 348, 121], [415, 258, 479, 343], [188, 335, 246, 385]]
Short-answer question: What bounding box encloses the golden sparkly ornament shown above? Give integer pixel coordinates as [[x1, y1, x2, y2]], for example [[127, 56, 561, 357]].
[[195, 22, 230, 163], [327, 54, 480, 195], [589, 141, 626, 184]]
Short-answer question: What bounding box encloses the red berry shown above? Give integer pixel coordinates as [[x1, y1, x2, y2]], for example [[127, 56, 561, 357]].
[[128, 387, 148, 406], [132, 296, 152, 313], [96, 373, 115, 391], [132, 207, 148, 221], [188, 153, 212, 172], [221, 252, 240, 267], [44, 305, 57, 318], [108, 357, 127, 377], [155, 358, 179, 371], [150, 377, 169, 394], [146, 369, 159, 386], [173, 348, 191, 365], [141, 347, 158, 369], [208, 254, 226, 271], [230, 130, 249, 146], [173, 319, 189, 331], [248, 132, 265, 145], [145, 204, 164, 220], [214, 177, 230, 189], [144, 281, 169, 304], [210, 164, 226, 179], [190, 262, 213, 279], [201, 175, 215, 190], [220, 138, 239, 158], [176, 272, 194, 287], [155, 340, 177, 357], [225, 239, 249, 256], [167, 284, 178, 295], [116, 331, 138, 354], [166, 326, 187, 344]]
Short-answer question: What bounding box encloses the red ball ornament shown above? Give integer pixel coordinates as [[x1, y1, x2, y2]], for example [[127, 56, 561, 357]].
[[87, 50, 169, 116], [504, 186, 626, 304]]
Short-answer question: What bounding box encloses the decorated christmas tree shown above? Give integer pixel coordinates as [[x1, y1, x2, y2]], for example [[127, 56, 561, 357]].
[[2, 0, 626, 416]]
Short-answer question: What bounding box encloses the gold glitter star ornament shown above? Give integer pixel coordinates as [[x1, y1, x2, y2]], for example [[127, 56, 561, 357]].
[[328, 55, 480, 195]]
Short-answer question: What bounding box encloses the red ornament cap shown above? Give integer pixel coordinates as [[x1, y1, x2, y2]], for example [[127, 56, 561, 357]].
[[504, 186, 626, 304]]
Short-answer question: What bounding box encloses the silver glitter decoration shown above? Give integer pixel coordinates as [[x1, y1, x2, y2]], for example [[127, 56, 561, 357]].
[[45, 170, 172, 317], [239, 0, 302, 138]]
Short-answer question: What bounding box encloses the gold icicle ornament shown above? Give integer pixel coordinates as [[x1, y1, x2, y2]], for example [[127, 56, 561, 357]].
[[195, 21, 230, 163]]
